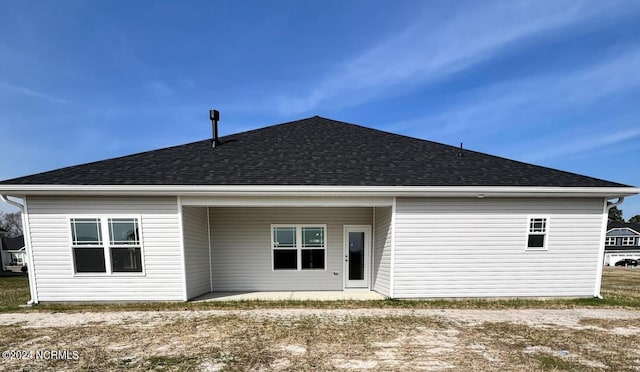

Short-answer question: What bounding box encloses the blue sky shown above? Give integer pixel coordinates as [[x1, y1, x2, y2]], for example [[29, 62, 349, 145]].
[[1, 0, 639, 217]]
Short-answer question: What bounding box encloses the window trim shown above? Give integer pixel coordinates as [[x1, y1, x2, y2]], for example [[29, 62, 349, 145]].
[[69, 216, 146, 277], [525, 216, 549, 251], [621, 236, 636, 246], [70, 217, 106, 274], [271, 224, 327, 271], [605, 237, 616, 246], [10, 252, 25, 265], [108, 217, 143, 273]]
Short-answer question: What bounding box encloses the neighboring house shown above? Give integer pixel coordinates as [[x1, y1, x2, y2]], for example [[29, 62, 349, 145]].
[[0, 227, 7, 269], [0, 116, 638, 303], [1, 235, 26, 272], [604, 222, 640, 265]]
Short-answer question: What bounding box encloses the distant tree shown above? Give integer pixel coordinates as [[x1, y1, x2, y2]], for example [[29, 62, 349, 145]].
[[629, 215, 640, 224], [0, 212, 22, 237], [608, 206, 624, 223]]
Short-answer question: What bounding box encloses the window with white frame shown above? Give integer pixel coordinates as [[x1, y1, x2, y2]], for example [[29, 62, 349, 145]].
[[605, 237, 616, 246], [70, 217, 143, 274], [527, 217, 547, 249], [108, 218, 142, 272], [71, 218, 106, 273], [272, 225, 326, 270], [621, 237, 636, 246], [10, 252, 24, 265]]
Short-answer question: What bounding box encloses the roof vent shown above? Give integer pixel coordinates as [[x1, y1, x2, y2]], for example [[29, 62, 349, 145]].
[[209, 109, 220, 148], [456, 142, 464, 157]]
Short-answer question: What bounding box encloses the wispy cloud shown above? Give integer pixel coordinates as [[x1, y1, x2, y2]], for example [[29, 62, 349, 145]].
[[272, 1, 625, 114], [400, 48, 640, 138], [524, 126, 640, 162], [0, 81, 69, 104]]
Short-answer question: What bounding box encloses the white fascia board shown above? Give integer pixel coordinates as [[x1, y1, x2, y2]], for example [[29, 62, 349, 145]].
[[0, 184, 638, 198], [181, 195, 393, 207]]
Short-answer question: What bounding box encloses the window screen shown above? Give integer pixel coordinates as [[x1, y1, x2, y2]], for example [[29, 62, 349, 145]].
[[273, 249, 297, 270], [111, 247, 142, 272], [73, 247, 106, 273]]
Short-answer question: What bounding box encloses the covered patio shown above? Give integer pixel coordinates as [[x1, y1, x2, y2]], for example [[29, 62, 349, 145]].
[[180, 196, 393, 300]]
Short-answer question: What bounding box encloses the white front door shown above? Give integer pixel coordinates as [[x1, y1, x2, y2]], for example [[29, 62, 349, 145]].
[[344, 225, 371, 289]]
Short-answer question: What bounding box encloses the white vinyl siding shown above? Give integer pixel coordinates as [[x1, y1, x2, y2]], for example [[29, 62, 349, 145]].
[[182, 207, 211, 299], [373, 207, 392, 296], [25, 196, 184, 301], [209, 207, 372, 291], [393, 197, 604, 298]]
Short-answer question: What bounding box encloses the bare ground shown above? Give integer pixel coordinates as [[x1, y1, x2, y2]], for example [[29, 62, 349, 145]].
[[1, 308, 639, 371]]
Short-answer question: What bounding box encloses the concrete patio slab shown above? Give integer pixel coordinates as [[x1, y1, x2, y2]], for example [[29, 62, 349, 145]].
[[193, 291, 387, 302]]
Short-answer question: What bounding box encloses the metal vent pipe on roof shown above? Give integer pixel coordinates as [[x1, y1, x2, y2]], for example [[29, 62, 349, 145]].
[[209, 109, 220, 148]]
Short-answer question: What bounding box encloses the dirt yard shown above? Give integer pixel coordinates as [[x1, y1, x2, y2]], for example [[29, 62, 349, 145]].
[[0, 267, 639, 371], [1, 307, 639, 371]]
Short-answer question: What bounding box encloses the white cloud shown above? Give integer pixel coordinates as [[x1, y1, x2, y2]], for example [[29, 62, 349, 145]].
[[525, 127, 640, 162], [390, 47, 640, 138], [0, 81, 69, 104], [272, 0, 627, 114]]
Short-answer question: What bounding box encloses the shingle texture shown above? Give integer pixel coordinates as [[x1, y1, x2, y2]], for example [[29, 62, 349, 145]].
[[2, 236, 24, 251], [0, 116, 629, 187], [607, 222, 640, 233]]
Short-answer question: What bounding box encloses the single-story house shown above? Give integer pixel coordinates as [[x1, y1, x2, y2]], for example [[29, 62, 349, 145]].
[[1, 235, 26, 272], [0, 115, 638, 304], [604, 222, 640, 265]]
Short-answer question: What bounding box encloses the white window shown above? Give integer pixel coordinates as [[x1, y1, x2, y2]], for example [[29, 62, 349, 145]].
[[527, 217, 547, 250], [272, 225, 326, 270], [70, 217, 143, 274], [71, 218, 106, 273], [621, 237, 636, 246], [605, 237, 616, 246], [108, 218, 143, 272], [10, 253, 24, 265]]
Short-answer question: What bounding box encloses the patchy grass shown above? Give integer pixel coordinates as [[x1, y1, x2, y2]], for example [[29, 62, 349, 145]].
[[579, 317, 640, 329], [142, 355, 201, 370], [0, 274, 30, 311], [468, 320, 640, 371], [532, 354, 585, 371], [0, 267, 639, 312], [1, 313, 639, 371], [601, 266, 640, 305]]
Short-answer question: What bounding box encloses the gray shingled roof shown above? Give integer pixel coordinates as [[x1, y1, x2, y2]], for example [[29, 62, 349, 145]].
[[2, 235, 24, 251], [608, 222, 640, 234], [0, 116, 630, 187]]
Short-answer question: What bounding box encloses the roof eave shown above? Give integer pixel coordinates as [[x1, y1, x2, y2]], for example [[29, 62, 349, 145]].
[[0, 185, 638, 198]]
